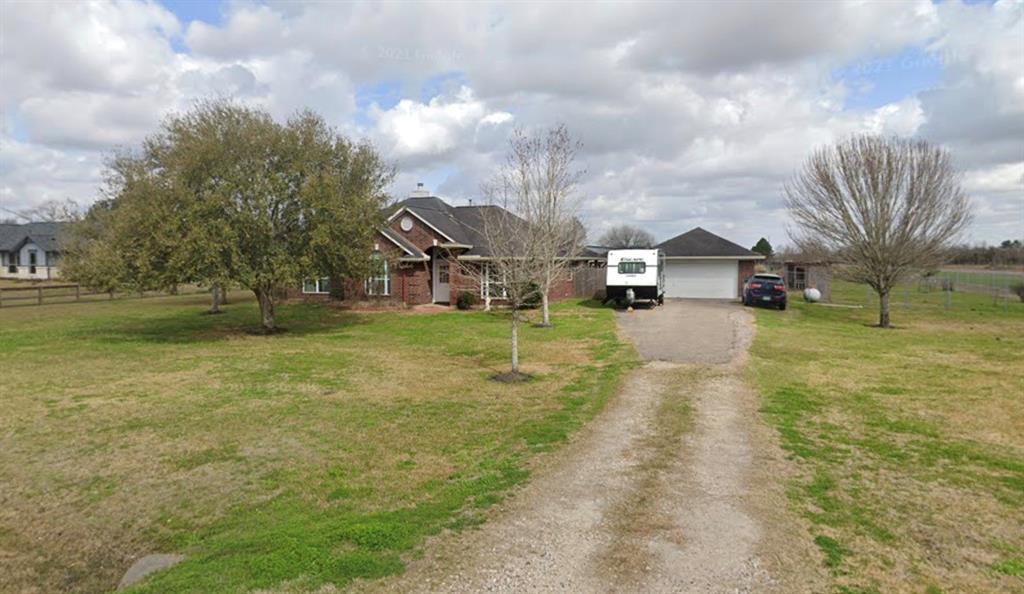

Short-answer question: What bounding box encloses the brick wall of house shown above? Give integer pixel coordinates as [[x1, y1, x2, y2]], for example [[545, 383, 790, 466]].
[[397, 262, 432, 304], [448, 260, 472, 304], [549, 269, 575, 300], [738, 260, 756, 296], [388, 213, 447, 251]]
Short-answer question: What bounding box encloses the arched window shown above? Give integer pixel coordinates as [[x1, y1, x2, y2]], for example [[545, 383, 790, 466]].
[[366, 252, 390, 296]]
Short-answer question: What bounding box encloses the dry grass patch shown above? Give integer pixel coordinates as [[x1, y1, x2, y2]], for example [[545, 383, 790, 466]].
[[751, 283, 1024, 593], [0, 294, 632, 593]]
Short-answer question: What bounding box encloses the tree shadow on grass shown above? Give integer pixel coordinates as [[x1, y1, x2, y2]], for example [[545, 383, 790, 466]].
[[82, 302, 373, 345], [577, 298, 614, 309]]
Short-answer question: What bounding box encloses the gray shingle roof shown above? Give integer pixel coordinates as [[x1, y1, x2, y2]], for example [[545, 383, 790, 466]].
[[392, 197, 516, 258], [656, 227, 762, 258], [0, 222, 66, 252], [379, 227, 427, 260], [392, 195, 600, 260], [392, 197, 471, 244]]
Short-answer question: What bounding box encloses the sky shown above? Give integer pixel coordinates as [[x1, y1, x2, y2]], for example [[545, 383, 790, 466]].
[[1, 0, 1022, 248]]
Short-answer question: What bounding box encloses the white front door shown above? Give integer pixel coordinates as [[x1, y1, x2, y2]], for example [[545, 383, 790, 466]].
[[432, 254, 450, 303]]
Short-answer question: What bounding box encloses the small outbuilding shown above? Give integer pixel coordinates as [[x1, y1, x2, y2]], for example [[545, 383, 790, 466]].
[[655, 228, 764, 299], [783, 260, 832, 302]]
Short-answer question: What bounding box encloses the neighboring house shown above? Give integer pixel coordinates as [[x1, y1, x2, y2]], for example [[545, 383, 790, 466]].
[[0, 222, 66, 280], [656, 227, 765, 299], [299, 184, 599, 305]]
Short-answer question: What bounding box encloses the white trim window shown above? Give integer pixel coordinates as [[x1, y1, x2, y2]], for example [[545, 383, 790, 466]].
[[303, 277, 331, 294], [481, 262, 507, 299], [366, 252, 390, 296]]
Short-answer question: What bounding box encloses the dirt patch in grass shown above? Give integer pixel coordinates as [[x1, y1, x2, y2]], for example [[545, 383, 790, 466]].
[[490, 371, 532, 383]]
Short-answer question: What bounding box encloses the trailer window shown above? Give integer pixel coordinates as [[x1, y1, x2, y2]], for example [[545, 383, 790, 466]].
[[617, 261, 646, 274]]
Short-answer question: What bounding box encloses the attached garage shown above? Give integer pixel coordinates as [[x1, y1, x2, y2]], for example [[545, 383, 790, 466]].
[[664, 259, 739, 299], [656, 228, 764, 299]]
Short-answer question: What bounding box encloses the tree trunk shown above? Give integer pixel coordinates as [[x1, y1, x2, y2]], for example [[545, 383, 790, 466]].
[[540, 291, 551, 326], [255, 288, 276, 332], [208, 286, 222, 314], [219, 286, 228, 305], [510, 307, 519, 373], [878, 289, 891, 328]]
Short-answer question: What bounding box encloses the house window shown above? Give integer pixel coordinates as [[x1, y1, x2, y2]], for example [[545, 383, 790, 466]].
[[366, 253, 390, 296], [303, 277, 331, 294], [481, 263, 507, 299], [617, 261, 646, 274], [28, 250, 37, 274]]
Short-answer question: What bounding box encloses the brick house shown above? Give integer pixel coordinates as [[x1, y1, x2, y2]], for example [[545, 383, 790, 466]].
[[300, 185, 598, 306]]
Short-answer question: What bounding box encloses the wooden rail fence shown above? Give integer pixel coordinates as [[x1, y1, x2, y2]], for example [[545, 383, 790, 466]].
[[0, 283, 207, 308]]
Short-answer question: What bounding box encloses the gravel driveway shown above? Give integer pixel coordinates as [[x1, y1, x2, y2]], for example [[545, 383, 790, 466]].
[[361, 300, 822, 593]]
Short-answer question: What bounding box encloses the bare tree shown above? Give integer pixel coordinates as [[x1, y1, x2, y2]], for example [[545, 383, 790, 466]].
[[450, 126, 585, 376], [512, 125, 586, 327], [786, 135, 971, 327], [17, 198, 82, 222], [475, 193, 549, 379], [598, 224, 655, 249]]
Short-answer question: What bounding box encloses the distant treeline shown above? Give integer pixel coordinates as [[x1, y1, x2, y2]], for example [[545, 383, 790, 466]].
[[947, 240, 1024, 267]]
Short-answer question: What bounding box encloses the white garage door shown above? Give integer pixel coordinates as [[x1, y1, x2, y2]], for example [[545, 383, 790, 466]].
[[664, 259, 738, 299]]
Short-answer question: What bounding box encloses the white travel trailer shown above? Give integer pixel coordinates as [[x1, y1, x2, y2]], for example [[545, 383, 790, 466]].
[[605, 249, 665, 306]]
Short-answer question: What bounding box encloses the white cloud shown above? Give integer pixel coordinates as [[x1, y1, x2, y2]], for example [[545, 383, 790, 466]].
[[1, 0, 1020, 246], [368, 87, 512, 165]]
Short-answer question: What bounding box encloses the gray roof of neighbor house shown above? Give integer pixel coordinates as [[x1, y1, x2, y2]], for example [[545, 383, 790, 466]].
[[0, 222, 66, 252], [656, 227, 763, 259]]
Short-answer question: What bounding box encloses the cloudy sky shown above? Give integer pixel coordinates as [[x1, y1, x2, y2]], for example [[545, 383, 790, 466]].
[[1, 0, 1021, 247]]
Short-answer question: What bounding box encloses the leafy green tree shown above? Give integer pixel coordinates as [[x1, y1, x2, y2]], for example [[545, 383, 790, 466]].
[[63, 100, 394, 332], [751, 237, 773, 258]]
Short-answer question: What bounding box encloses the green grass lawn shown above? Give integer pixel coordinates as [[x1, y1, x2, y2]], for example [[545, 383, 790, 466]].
[[936, 268, 1024, 290], [0, 294, 634, 593], [750, 282, 1024, 593]]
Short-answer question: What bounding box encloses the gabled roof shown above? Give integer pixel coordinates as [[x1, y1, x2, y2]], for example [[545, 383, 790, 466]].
[[0, 222, 66, 252], [388, 189, 602, 260], [379, 227, 428, 260], [388, 196, 466, 244], [656, 227, 763, 259], [389, 195, 520, 258]]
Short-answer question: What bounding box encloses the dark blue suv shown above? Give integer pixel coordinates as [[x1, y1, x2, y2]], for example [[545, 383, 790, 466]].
[[742, 273, 787, 310]]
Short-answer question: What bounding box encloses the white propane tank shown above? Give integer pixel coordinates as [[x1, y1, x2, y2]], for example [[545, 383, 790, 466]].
[[625, 288, 635, 305], [804, 288, 822, 302]]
